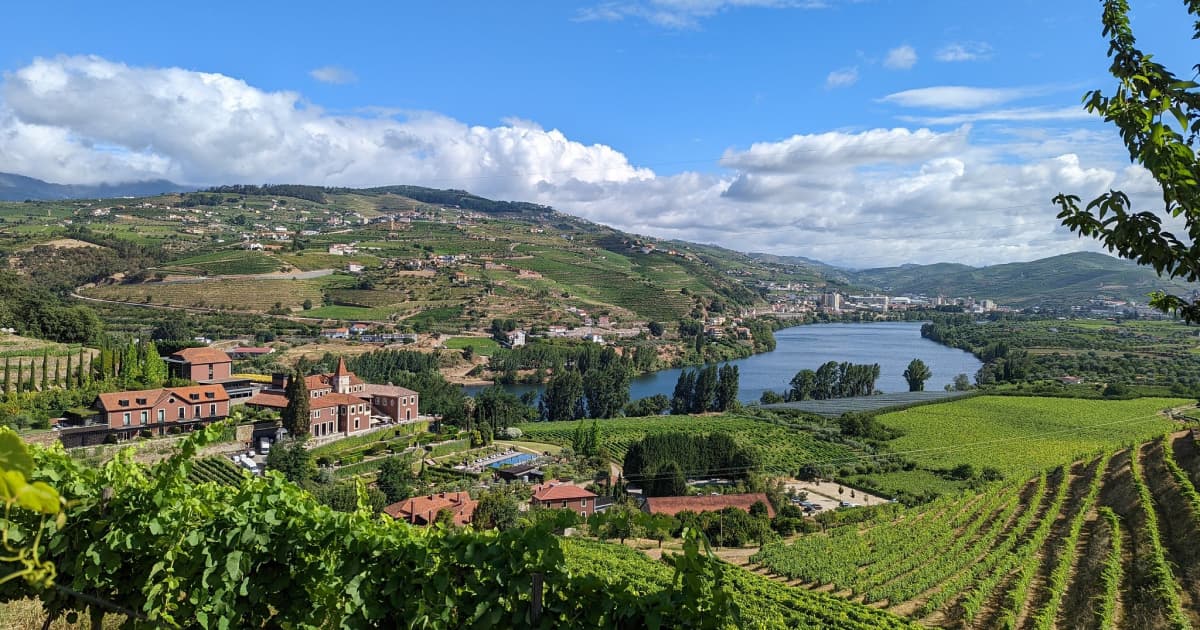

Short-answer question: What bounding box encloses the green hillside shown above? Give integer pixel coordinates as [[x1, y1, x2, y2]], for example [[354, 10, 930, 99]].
[[847, 251, 1198, 307]]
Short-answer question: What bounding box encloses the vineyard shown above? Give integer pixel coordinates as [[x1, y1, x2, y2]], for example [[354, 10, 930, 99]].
[[83, 277, 328, 312], [187, 456, 245, 486], [560, 538, 919, 629], [517, 414, 856, 474], [749, 431, 1200, 629]]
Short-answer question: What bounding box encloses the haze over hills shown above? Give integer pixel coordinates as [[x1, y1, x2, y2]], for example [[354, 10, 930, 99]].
[[0, 172, 189, 201], [846, 252, 1200, 307]]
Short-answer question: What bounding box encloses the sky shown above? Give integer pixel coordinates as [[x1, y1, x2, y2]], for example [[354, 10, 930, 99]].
[[0, 0, 1195, 268]]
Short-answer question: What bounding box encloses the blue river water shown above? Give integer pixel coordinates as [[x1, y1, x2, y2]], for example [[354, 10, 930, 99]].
[[466, 321, 983, 404]]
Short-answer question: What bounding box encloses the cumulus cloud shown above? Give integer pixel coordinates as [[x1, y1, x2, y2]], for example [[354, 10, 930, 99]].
[[880, 85, 1045, 110], [825, 67, 859, 89], [574, 0, 827, 29], [883, 45, 917, 70], [309, 65, 357, 84], [935, 41, 993, 62], [0, 55, 1160, 267]]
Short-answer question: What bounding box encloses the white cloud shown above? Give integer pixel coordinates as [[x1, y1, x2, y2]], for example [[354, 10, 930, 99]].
[[880, 85, 1042, 110], [897, 105, 1091, 126], [0, 55, 1159, 268], [935, 41, 993, 62], [574, 0, 828, 29], [825, 67, 859, 89], [309, 65, 357, 85], [883, 45, 917, 70]]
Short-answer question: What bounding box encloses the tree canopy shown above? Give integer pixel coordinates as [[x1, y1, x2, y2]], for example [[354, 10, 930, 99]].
[[1053, 0, 1200, 323]]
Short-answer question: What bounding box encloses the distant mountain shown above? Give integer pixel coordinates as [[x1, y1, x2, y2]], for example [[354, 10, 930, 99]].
[[746, 252, 850, 283], [845, 251, 1199, 307], [0, 172, 188, 201]]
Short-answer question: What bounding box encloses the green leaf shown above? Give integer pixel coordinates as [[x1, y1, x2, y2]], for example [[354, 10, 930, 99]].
[[0, 429, 34, 477]]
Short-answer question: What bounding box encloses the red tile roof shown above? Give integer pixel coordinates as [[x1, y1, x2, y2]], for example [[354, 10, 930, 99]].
[[642, 493, 775, 518], [531, 484, 598, 502], [245, 391, 288, 409], [360, 383, 419, 398], [384, 492, 476, 526], [311, 392, 368, 408], [96, 384, 230, 411], [169, 347, 233, 365]]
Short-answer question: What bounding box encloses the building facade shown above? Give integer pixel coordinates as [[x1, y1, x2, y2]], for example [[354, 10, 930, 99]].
[[531, 484, 599, 518]]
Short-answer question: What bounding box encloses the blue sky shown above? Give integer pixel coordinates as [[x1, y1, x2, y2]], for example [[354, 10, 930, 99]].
[[0, 1, 1194, 267]]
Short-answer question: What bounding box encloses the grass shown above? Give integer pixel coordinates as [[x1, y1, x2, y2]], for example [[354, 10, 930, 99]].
[[874, 395, 1187, 478], [517, 414, 854, 475], [442, 337, 501, 356], [161, 250, 282, 275]]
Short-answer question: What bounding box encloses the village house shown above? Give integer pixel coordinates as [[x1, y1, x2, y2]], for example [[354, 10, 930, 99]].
[[383, 492, 476, 526], [321, 327, 350, 340], [501, 330, 526, 348], [165, 346, 258, 402], [531, 483, 598, 518], [641, 493, 775, 518], [245, 358, 419, 438], [58, 384, 233, 447]]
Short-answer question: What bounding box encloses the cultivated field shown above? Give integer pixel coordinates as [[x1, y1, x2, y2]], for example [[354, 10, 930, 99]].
[[82, 278, 328, 312], [750, 432, 1200, 629], [874, 396, 1188, 478], [517, 414, 855, 474]]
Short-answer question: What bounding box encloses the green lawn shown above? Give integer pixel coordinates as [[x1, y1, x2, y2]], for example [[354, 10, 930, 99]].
[[443, 336, 501, 356]]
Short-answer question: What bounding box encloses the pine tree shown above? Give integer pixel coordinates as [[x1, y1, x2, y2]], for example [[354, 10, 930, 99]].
[[281, 370, 310, 438], [142, 341, 168, 388]]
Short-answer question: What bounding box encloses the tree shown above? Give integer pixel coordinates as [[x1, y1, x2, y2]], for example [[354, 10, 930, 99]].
[[952, 373, 973, 391], [40, 351, 49, 391], [2, 357, 9, 394], [119, 341, 142, 388], [788, 369, 816, 402], [142, 341, 168, 388], [376, 455, 415, 504], [903, 358, 932, 392], [670, 370, 695, 415], [474, 488, 521, 531], [1053, 0, 1200, 323], [281, 370, 310, 438], [715, 364, 739, 412], [266, 439, 316, 483], [542, 369, 584, 421], [152, 314, 191, 341], [692, 364, 718, 413], [647, 321, 665, 337]]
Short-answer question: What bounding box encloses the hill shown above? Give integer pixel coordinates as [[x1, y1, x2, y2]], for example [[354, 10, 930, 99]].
[[845, 251, 1199, 307], [0, 172, 188, 201]]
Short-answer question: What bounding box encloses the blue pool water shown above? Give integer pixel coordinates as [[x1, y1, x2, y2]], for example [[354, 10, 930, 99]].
[[489, 453, 536, 469]]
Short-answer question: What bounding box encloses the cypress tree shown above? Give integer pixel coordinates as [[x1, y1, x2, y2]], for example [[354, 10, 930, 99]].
[[65, 353, 73, 389], [281, 370, 310, 438], [2, 357, 9, 394], [79, 348, 88, 385], [40, 351, 49, 391]]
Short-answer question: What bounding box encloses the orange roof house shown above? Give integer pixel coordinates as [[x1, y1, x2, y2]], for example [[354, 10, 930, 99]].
[[641, 493, 775, 518], [384, 492, 476, 526]]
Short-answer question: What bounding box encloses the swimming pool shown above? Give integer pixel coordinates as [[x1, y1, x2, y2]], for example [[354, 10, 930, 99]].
[[489, 453, 536, 469]]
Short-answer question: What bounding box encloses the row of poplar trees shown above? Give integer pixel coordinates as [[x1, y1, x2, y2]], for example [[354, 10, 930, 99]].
[[1, 340, 170, 395]]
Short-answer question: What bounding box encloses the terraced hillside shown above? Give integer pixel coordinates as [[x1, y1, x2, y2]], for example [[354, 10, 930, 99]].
[[749, 431, 1200, 629]]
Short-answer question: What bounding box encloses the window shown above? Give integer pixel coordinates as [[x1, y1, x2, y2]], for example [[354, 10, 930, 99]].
[[314, 409, 321, 418], [157, 409, 165, 423], [193, 405, 201, 418], [581, 499, 587, 508], [209, 404, 217, 417], [122, 413, 131, 426], [178, 407, 185, 419], [208, 365, 214, 380], [140, 411, 148, 425], [354, 418, 360, 430], [561, 501, 567, 509]]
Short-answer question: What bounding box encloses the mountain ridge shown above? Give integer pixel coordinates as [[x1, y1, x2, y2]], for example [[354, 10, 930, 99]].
[[0, 172, 189, 201]]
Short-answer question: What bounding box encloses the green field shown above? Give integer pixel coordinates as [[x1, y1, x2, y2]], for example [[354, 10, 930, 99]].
[[517, 414, 855, 475], [160, 250, 283, 275], [561, 538, 918, 629], [84, 278, 327, 312], [875, 396, 1188, 477], [443, 336, 501, 356]]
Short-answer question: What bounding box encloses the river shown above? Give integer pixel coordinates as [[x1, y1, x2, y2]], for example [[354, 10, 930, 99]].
[[466, 321, 984, 403]]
